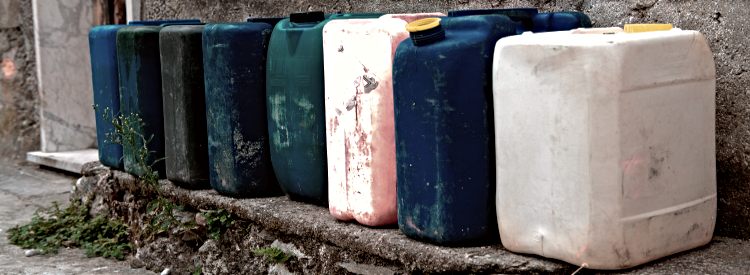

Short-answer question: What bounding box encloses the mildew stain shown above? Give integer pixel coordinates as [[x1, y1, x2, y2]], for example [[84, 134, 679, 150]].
[[233, 128, 263, 168]]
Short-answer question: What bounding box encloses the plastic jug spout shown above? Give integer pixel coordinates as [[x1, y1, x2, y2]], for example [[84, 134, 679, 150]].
[[406, 18, 445, 46]]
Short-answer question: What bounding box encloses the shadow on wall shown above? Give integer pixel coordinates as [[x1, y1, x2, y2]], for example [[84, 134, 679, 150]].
[[717, 159, 750, 239]]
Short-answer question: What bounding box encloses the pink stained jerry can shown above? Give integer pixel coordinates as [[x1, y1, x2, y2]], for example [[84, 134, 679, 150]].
[[323, 13, 444, 226]]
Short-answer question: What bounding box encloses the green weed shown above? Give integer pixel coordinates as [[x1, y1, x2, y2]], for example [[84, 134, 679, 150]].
[[253, 247, 293, 264], [7, 202, 131, 260], [202, 209, 235, 240], [192, 264, 203, 275], [97, 105, 161, 185]]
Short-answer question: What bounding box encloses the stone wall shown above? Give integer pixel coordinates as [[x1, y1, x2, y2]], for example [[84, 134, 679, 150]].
[[0, 0, 39, 160], [139, 0, 750, 239]]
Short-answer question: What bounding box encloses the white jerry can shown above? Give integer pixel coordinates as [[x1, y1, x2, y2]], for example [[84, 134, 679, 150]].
[[492, 24, 716, 269], [322, 13, 444, 226]]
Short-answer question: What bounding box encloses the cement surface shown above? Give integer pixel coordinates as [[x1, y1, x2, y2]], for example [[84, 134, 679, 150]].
[[26, 149, 99, 174], [143, 172, 750, 274], [0, 161, 154, 274]]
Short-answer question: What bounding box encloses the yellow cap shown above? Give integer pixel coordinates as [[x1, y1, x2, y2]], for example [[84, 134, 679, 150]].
[[406, 18, 441, 33], [624, 23, 673, 33]]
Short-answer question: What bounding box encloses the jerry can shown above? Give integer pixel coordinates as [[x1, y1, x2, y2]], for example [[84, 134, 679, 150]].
[[246, 16, 285, 26], [116, 25, 169, 178], [448, 8, 538, 33], [89, 19, 200, 170], [128, 19, 201, 26], [392, 16, 517, 246], [203, 22, 281, 198], [322, 13, 444, 227], [493, 25, 716, 269], [89, 25, 126, 169], [266, 12, 382, 205], [159, 24, 210, 189], [532, 11, 592, 32]]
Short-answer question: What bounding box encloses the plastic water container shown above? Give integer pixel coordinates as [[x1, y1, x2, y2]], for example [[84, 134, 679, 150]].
[[89, 20, 201, 170], [448, 8, 537, 33], [116, 25, 168, 178], [266, 12, 382, 205], [492, 25, 716, 269], [392, 16, 517, 245], [89, 25, 126, 169], [322, 13, 444, 226], [532, 11, 592, 32], [203, 22, 281, 198], [246, 16, 285, 26], [128, 19, 201, 26], [159, 24, 210, 189]]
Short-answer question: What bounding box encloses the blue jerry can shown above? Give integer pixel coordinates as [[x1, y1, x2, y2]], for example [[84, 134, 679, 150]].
[[202, 22, 281, 198], [448, 8, 538, 33], [89, 25, 126, 169], [159, 24, 210, 189], [532, 11, 592, 32], [128, 19, 201, 26], [246, 16, 285, 26], [393, 16, 516, 246]]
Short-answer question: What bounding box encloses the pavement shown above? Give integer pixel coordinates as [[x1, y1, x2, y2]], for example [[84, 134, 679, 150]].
[[0, 160, 154, 275]]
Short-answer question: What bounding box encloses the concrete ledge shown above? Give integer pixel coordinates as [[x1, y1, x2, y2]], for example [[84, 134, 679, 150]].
[[80, 163, 750, 274], [26, 149, 98, 174], [156, 178, 570, 273]]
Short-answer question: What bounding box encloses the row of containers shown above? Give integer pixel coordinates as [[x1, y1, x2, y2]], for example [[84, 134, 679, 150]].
[[89, 8, 717, 270]]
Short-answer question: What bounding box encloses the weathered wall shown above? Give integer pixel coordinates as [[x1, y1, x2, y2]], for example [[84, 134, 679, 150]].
[[140, 0, 750, 239], [33, 0, 97, 152], [0, 0, 39, 160]]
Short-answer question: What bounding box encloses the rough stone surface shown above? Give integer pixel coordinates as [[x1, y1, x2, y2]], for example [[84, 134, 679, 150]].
[[0, 0, 39, 160], [77, 164, 750, 274], [0, 0, 21, 28], [0, 160, 154, 274], [141, 0, 750, 240], [33, 0, 97, 153]]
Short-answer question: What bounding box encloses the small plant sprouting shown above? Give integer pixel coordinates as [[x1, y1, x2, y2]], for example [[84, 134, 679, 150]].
[[253, 246, 293, 264], [202, 209, 235, 240], [95, 104, 161, 186], [145, 198, 182, 238], [191, 264, 203, 275]]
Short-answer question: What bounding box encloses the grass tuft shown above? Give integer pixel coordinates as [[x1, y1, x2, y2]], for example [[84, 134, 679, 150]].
[[253, 247, 293, 264], [7, 202, 131, 260]]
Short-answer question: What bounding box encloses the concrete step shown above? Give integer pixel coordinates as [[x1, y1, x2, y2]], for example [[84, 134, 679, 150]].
[[81, 163, 750, 274], [26, 149, 98, 174]]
